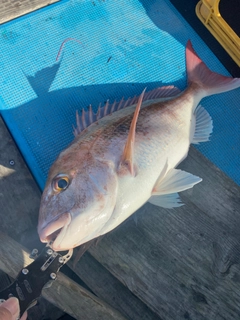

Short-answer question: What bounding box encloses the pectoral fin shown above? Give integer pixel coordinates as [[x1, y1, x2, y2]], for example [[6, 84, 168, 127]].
[[118, 88, 146, 176], [149, 169, 202, 208], [192, 105, 213, 144]]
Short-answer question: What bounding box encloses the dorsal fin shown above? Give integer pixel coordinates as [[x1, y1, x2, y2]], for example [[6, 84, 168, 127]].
[[118, 88, 146, 176], [73, 85, 181, 137]]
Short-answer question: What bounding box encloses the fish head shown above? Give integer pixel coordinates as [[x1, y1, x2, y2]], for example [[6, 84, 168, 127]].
[[38, 146, 118, 251]]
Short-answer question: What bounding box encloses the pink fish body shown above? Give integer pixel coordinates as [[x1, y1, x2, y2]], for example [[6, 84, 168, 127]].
[[38, 41, 240, 251]]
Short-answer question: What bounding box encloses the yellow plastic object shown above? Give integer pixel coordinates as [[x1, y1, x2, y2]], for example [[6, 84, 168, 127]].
[[196, 0, 240, 66]]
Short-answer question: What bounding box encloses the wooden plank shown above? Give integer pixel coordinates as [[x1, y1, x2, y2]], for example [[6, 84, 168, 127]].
[[0, 116, 41, 247], [0, 232, 127, 320], [180, 147, 240, 232], [0, 0, 59, 24], [68, 251, 160, 320], [0, 115, 69, 319], [88, 147, 240, 320]]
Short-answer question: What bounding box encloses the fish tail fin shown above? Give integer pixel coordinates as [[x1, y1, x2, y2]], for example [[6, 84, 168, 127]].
[[186, 40, 240, 96]]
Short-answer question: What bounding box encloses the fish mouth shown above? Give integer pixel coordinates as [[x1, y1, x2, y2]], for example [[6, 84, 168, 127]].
[[38, 212, 71, 247]]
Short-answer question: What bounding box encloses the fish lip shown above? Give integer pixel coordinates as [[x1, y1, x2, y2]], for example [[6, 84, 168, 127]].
[[38, 212, 71, 244]]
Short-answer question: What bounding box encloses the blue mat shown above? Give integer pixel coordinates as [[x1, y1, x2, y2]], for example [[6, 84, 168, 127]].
[[0, 0, 239, 189]]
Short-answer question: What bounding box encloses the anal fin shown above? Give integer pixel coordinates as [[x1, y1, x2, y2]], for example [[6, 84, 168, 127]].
[[149, 168, 202, 208], [149, 193, 183, 208]]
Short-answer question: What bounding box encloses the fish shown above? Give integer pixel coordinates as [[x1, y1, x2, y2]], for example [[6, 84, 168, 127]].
[[38, 41, 240, 251]]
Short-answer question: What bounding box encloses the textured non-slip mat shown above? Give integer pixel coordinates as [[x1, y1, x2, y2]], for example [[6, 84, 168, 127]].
[[0, 0, 239, 189]]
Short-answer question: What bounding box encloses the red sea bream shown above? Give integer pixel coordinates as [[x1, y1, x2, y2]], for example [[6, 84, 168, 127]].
[[38, 41, 240, 251]]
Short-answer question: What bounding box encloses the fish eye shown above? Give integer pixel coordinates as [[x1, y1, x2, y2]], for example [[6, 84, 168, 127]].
[[53, 175, 70, 192]]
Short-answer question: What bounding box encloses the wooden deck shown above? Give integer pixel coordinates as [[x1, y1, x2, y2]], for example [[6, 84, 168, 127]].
[[0, 0, 59, 24], [1, 108, 240, 320], [0, 1, 240, 320]]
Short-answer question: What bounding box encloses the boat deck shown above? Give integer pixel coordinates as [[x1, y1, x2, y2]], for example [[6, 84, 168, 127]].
[[0, 1, 240, 319]]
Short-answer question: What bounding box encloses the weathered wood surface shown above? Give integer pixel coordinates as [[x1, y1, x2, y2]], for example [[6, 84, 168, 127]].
[[0, 115, 71, 319], [1, 0, 240, 318], [1, 1, 240, 320], [1, 110, 240, 320], [0, 232, 127, 320], [87, 147, 240, 320], [68, 251, 160, 320], [0, 0, 59, 24], [0, 116, 41, 246]]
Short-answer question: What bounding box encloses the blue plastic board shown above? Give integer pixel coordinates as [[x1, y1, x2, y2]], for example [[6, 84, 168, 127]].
[[0, 0, 239, 189]]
